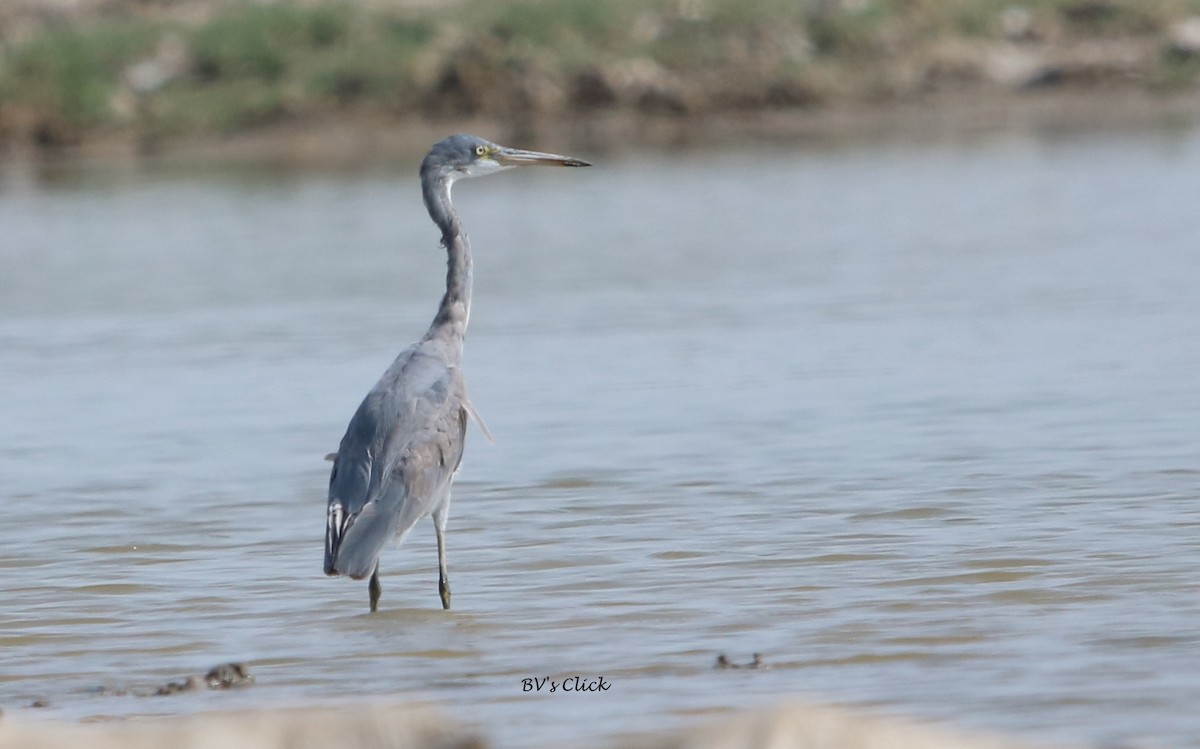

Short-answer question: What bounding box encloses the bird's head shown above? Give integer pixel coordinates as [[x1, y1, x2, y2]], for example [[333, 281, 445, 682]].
[[421, 134, 591, 184]]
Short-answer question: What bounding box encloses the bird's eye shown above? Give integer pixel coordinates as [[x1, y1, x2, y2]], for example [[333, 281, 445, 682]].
[[474, 145, 486, 157]]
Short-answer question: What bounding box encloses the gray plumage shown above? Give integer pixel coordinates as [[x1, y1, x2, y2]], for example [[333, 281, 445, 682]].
[[323, 134, 590, 612]]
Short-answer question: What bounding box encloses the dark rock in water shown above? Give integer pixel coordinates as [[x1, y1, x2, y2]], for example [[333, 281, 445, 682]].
[[714, 653, 767, 670], [154, 676, 202, 696], [152, 663, 252, 696], [205, 663, 253, 689]]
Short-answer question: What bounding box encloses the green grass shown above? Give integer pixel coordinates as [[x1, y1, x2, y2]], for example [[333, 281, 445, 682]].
[[478, 0, 632, 46], [807, 4, 895, 58], [0, 21, 159, 130], [187, 3, 354, 82]]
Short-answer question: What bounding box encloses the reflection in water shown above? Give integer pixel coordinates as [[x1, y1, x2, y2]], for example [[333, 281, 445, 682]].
[[1, 128, 1200, 748]]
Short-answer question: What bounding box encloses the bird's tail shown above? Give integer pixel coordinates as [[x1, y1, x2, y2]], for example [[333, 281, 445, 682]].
[[324, 501, 346, 576], [324, 498, 399, 580]]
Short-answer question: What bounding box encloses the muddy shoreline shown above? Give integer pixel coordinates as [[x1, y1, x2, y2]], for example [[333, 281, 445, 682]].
[[5, 87, 1198, 171]]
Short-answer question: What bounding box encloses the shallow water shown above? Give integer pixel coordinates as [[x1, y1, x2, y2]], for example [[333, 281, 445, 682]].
[[1, 126, 1199, 748]]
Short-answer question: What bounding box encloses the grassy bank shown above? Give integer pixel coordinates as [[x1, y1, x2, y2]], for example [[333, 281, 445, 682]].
[[1, 0, 1199, 152]]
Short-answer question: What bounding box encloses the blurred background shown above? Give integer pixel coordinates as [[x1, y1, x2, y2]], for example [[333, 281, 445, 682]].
[[2, 0, 1200, 155], [2, 2, 1200, 749]]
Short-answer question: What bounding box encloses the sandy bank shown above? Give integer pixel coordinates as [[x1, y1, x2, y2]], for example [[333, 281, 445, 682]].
[[0, 700, 1080, 749]]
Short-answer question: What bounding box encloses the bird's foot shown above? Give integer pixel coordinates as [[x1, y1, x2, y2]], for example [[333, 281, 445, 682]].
[[368, 568, 381, 613]]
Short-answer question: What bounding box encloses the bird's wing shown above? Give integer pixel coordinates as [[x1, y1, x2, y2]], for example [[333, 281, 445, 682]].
[[324, 342, 467, 577], [376, 393, 468, 535]]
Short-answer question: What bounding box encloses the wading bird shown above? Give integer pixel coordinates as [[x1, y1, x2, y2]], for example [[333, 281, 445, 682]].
[[323, 134, 590, 612]]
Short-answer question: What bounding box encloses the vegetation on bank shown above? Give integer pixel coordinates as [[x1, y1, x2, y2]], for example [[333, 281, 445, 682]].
[[1, 0, 1199, 148]]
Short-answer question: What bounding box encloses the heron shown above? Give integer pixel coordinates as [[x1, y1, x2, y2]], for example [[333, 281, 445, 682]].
[[323, 134, 591, 613]]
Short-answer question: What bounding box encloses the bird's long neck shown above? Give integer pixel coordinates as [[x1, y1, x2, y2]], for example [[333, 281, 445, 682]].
[[422, 171, 472, 345]]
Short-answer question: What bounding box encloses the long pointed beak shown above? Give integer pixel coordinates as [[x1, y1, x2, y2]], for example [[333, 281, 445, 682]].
[[494, 147, 591, 168]]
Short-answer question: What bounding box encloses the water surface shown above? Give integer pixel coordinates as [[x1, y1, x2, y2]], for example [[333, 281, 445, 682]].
[[1, 127, 1199, 748]]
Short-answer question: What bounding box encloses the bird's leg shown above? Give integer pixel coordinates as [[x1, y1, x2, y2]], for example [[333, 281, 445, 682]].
[[368, 564, 381, 613], [438, 570, 451, 610], [434, 503, 451, 610]]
